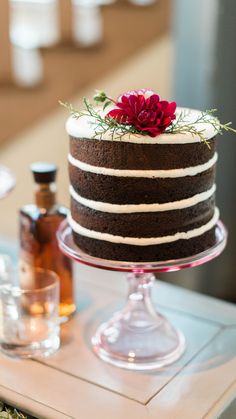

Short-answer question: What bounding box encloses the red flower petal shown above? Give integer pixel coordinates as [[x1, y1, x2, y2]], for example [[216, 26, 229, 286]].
[[167, 102, 177, 115], [106, 90, 177, 138]]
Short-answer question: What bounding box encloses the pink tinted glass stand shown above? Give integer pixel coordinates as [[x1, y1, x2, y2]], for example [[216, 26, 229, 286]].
[[58, 220, 227, 371], [0, 166, 15, 200]]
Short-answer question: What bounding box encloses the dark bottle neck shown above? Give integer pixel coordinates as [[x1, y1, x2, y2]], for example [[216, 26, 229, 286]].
[[35, 182, 56, 210]]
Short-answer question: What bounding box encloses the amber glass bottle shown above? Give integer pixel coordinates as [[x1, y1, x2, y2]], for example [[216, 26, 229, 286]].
[[19, 162, 76, 318]]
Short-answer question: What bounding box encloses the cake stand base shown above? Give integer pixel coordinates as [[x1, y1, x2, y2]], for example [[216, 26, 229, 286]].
[[58, 220, 227, 371], [92, 272, 185, 370]]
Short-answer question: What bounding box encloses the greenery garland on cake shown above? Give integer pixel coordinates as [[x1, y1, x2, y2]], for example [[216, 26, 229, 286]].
[[60, 88, 236, 147]]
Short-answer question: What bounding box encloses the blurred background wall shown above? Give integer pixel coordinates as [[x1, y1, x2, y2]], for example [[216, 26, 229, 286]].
[[0, 0, 235, 302], [165, 0, 236, 302]]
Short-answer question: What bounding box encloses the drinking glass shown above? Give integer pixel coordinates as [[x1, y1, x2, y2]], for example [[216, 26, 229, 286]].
[[0, 268, 60, 358]]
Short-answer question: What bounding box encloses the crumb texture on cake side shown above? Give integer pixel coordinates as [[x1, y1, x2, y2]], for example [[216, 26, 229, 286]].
[[66, 107, 219, 262]]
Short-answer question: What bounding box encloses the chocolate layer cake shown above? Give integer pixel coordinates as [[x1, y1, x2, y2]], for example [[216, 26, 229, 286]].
[[66, 108, 219, 262]]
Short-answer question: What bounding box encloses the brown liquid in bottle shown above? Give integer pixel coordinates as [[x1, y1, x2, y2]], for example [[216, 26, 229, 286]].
[[19, 163, 76, 318]]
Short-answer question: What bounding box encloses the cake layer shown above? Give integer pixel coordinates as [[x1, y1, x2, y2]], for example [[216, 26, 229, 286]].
[[71, 226, 218, 262], [70, 184, 216, 213], [68, 207, 219, 245], [69, 164, 216, 204], [70, 137, 216, 170], [70, 195, 215, 238]]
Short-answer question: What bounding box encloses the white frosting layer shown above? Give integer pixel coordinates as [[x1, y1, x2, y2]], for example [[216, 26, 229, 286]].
[[70, 184, 216, 213], [66, 107, 219, 144], [68, 152, 217, 178], [68, 207, 219, 246]]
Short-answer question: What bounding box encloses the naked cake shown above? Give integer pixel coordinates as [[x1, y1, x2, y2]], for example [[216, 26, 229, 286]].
[[64, 89, 222, 262]]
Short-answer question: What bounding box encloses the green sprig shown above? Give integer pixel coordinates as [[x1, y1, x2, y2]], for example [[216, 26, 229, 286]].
[[59, 98, 141, 140], [59, 92, 236, 147], [166, 108, 236, 149]]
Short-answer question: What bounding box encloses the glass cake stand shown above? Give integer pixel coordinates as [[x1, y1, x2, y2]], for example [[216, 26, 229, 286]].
[[58, 220, 227, 371], [0, 165, 15, 200]]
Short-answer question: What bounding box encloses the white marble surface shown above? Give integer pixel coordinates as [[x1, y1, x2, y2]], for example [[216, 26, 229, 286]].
[[0, 263, 235, 419]]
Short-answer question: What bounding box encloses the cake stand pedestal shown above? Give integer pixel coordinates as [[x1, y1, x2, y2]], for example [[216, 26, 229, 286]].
[[58, 220, 227, 371]]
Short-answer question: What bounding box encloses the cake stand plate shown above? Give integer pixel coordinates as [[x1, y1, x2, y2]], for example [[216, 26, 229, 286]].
[[0, 166, 15, 200], [58, 220, 227, 371]]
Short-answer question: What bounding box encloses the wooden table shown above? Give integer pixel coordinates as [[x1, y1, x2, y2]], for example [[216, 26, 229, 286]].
[[0, 263, 236, 419]]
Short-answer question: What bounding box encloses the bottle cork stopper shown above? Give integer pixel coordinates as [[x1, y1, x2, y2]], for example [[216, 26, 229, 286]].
[[31, 162, 57, 183]]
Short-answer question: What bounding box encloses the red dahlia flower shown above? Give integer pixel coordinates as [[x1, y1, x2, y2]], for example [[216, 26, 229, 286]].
[[106, 89, 176, 137]]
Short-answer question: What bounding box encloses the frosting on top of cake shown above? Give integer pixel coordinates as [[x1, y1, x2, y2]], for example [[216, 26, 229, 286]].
[[66, 107, 219, 144]]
